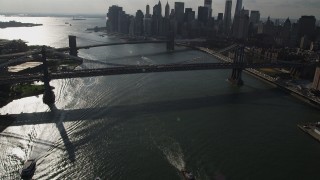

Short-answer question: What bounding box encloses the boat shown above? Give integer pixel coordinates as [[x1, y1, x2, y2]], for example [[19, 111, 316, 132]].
[[20, 159, 36, 180], [181, 169, 196, 180]]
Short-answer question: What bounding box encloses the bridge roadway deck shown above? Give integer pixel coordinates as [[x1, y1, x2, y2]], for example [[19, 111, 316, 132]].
[[0, 62, 310, 85], [56, 40, 169, 51]]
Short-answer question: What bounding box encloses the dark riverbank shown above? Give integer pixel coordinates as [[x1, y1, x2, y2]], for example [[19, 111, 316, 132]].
[[196, 47, 320, 108], [0, 21, 42, 29]]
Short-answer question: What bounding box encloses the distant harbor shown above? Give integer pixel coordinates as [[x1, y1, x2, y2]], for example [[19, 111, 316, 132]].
[[0, 21, 42, 29], [72, 16, 86, 21], [86, 26, 106, 32]]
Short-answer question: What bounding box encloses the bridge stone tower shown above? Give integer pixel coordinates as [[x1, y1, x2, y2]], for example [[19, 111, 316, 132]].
[[229, 45, 245, 86], [166, 30, 175, 51], [42, 46, 55, 105], [69, 35, 78, 56]]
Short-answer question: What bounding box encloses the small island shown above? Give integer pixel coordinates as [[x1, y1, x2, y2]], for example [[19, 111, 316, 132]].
[[0, 21, 43, 29]]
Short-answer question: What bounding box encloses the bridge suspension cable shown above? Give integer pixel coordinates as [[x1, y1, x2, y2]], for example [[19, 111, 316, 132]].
[[77, 36, 110, 44]]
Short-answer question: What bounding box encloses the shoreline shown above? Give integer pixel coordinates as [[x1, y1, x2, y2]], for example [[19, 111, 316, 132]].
[[0, 21, 42, 29], [195, 47, 320, 108], [90, 31, 320, 108], [0, 39, 82, 109]]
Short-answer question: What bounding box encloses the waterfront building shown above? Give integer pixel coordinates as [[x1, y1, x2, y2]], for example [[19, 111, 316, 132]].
[[300, 35, 312, 50], [218, 13, 223, 21], [290, 23, 299, 47], [170, 9, 175, 19], [175, 2, 185, 23], [275, 19, 280, 26], [312, 67, 320, 91], [106, 5, 123, 32], [175, 2, 185, 35], [283, 18, 291, 29], [224, 0, 232, 35], [135, 10, 144, 36], [233, 8, 250, 40], [185, 8, 195, 23], [129, 17, 135, 36], [298, 16, 316, 41], [118, 11, 130, 34], [250, 11, 260, 24], [217, 13, 224, 34], [198, 6, 209, 25], [165, 2, 170, 18], [146, 4, 151, 18], [143, 4, 152, 36], [204, 0, 213, 18], [143, 16, 152, 36], [257, 16, 274, 35], [234, 0, 242, 16], [281, 18, 292, 47], [153, 1, 162, 17]]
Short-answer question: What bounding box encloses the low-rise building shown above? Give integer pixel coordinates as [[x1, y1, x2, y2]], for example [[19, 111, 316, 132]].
[[312, 67, 320, 91]]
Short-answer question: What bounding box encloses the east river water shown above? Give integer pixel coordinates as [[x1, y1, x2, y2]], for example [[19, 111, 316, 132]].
[[0, 17, 320, 180]]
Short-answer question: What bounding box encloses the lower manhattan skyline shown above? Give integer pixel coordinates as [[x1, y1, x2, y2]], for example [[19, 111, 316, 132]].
[[0, 0, 320, 19]]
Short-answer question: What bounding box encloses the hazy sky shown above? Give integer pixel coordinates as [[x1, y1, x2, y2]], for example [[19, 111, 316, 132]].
[[0, 0, 320, 19]]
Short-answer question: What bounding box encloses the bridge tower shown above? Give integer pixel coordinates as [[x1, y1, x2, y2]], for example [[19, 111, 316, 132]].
[[229, 45, 245, 86], [41, 46, 55, 105], [166, 30, 175, 51], [69, 35, 78, 56]]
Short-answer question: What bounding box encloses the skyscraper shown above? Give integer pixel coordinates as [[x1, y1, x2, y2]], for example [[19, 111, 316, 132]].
[[165, 2, 170, 18], [146, 4, 150, 17], [224, 0, 232, 35], [218, 13, 223, 21], [153, 1, 162, 17], [175, 2, 185, 23], [198, 6, 209, 25], [135, 10, 144, 36], [233, 8, 250, 40], [250, 10, 260, 24], [298, 16, 316, 40], [158, 1, 162, 17], [232, 0, 243, 34], [174, 2, 184, 35], [106, 5, 123, 32], [234, 0, 242, 16], [204, 0, 212, 17], [185, 8, 195, 23]]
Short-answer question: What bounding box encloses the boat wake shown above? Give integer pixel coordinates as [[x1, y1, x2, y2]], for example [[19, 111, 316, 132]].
[[152, 135, 185, 170]]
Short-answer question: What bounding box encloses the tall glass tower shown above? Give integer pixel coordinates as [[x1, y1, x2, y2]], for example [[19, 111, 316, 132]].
[[235, 0, 243, 15], [204, 0, 212, 17], [224, 0, 232, 35]]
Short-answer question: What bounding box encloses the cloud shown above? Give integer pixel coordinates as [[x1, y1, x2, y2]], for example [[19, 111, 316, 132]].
[[295, 0, 320, 9]]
